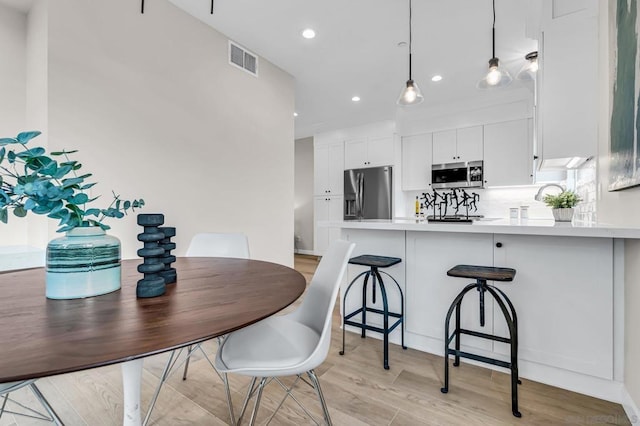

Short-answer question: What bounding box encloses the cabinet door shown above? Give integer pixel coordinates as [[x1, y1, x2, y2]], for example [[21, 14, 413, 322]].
[[484, 119, 532, 186], [456, 126, 483, 163], [492, 234, 613, 379], [401, 133, 432, 191], [540, 16, 597, 160], [327, 196, 344, 248], [313, 144, 329, 196], [432, 130, 457, 164], [405, 231, 495, 352], [313, 197, 329, 255], [344, 138, 368, 170], [327, 142, 344, 194], [367, 136, 394, 167]]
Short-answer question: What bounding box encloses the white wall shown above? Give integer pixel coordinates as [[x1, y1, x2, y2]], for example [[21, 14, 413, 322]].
[[2, 0, 295, 266], [0, 3, 29, 246], [294, 137, 314, 253], [595, 1, 640, 417]]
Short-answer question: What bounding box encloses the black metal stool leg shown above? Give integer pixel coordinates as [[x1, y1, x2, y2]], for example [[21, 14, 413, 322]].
[[454, 297, 462, 367], [340, 270, 370, 356], [380, 270, 407, 350], [375, 270, 390, 370], [361, 271, 371, 338]]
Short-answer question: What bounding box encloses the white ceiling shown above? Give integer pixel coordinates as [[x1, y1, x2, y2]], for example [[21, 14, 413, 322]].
[[1, 0, 538, 139]]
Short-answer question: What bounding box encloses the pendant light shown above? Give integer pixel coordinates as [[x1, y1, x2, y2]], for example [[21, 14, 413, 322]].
[[397, 0, 424, 106], [477, 0, 512, 89], [516, 51, 539, 81]]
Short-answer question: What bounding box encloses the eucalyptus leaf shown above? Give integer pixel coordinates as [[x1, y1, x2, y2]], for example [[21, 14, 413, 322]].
[[13, 206, 27, 217], [0, 208, 7, 223], [16, 131, 41, 143], [0, 138, 18, 146]]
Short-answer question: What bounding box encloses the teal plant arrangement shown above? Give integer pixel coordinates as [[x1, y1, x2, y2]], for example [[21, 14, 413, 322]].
[[0, 131, 143, 231], [0, 131, 144, 299], [543, 190, 581, 222]]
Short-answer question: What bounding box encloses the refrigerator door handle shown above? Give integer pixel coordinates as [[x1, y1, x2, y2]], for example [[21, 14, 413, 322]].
[[357, 173, 364, 218]]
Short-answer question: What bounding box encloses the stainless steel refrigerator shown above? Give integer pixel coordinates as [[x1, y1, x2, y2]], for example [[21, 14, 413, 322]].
[[344, 166, 393, 220]]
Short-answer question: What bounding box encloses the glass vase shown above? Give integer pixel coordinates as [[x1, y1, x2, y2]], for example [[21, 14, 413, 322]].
[[46, 227, 121, 299]]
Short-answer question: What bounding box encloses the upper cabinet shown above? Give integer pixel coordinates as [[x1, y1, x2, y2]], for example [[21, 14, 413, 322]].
[[537, 1, 598, 167], [484, 119, 533, 187], [314, 141, 344, 196], [401, 133, 432, 191], [432, 126, 483, 164], [344, 136, 394, 169]]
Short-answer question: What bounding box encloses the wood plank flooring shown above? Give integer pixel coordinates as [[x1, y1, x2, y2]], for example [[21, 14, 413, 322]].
[[1, 254, 630, 425]]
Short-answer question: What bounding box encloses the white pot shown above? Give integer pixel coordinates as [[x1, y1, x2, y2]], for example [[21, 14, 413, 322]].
[[552, 208, 574, 222]]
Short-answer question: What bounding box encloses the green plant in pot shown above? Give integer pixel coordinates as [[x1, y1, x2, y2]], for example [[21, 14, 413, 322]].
[[0, 131, 144, 299], [543, 190, 581, 222]]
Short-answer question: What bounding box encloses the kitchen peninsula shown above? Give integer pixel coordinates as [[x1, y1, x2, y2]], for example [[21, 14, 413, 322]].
[[336, 219, 640, 406]]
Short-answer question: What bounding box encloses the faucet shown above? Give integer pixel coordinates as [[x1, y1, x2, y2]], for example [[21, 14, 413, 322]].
[[534, 183, 565, 201]]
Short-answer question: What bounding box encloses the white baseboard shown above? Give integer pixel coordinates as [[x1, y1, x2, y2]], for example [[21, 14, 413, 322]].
[[295, 249, 315, 256], [622, 388, 640, 424]]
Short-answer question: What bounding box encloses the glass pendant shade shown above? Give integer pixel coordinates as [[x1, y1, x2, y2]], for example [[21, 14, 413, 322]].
[[516, 51, 539, 81], [477, 57, 513, 88], [397, 79, 424, 106]]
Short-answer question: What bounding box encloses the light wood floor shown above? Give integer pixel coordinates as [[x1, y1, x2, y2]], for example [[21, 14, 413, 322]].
[[2, 255, 630, 425]]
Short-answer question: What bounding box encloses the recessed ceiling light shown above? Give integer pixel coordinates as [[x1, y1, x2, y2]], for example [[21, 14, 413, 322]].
[[293, 112, 298, 117], [431, 75, 443, 82], [351, 96, 361, 102], [302, 29, 316, 39]]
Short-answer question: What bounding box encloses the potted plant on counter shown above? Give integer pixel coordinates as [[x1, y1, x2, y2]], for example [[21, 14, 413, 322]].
[[0, 131, 144, 299], [543, 190, 581, 222]]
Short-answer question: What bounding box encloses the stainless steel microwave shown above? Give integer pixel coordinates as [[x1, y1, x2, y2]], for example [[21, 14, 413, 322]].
[[431, 160, 483, 189]]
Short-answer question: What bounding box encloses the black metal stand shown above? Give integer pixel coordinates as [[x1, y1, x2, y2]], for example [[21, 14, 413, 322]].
[[340, 256, 406, 370], [440, 277, 522, 418]]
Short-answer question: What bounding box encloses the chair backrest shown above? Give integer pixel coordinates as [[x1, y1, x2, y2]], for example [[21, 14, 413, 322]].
[[289, 239, 355, 369], [185, 233, 250, 259]]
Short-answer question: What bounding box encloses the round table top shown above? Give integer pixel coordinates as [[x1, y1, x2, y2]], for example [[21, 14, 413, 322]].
[[0, 257, 306, 382]]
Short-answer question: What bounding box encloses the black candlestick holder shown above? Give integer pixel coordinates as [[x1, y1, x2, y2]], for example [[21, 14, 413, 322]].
[[136, 213, 167, 298]]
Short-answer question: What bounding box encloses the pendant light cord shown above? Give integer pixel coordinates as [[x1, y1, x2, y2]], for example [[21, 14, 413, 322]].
[[492, 0, 496, 59], [408, 0, 413, 80]]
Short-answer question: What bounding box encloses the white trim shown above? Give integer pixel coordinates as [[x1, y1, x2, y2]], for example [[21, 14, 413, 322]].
[[296, 249, 315, 256], [622, 387, 640, 424]]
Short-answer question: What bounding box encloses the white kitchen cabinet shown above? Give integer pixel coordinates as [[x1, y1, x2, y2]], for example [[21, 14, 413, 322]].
[[405, 231, 495, 352], [344, 136, 394, 169], [401, 133, 432, 191], [538, 6, 598, 165], [313, 195, 343, 256], [483, 119, 533, 187], [492, 234, 613, 379], [314, 141, 344, 196], [432, 126, 483, 164]]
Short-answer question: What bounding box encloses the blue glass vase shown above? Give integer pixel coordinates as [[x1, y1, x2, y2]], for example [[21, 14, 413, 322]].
[[46, 227, 121, 299]]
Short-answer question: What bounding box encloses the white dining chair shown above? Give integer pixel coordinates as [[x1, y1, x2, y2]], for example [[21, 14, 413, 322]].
[[214, 239, 355, 426], [144, 232, 249, 426], [0, 379, 62, 424]]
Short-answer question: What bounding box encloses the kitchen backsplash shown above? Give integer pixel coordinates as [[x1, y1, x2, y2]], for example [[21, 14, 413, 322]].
[[401, 164, 598, 222]]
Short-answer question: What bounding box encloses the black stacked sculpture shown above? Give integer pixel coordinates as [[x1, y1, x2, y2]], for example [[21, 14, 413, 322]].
[[158, 226, 177, 284], [136, 214, 177, 298]]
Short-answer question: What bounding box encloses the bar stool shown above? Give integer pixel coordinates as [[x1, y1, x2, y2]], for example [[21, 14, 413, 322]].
[[339, 254, 406, 369], [440, 264, 521, 418]]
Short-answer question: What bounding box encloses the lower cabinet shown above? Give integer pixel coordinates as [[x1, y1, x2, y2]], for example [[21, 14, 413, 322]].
[[313, 196, 343, 256], [405, 231, 614, 380]]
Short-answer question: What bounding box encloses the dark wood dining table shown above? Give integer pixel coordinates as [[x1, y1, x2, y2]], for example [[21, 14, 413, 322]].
[[0, 257, 306, 426]]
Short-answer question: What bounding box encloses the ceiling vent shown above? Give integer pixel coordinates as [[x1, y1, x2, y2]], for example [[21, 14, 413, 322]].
[[229, 41, 259, 76]]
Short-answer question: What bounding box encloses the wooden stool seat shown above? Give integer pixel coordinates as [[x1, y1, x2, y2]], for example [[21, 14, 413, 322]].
[[447, 265, 516, 282], [348, 255, 402, 269]]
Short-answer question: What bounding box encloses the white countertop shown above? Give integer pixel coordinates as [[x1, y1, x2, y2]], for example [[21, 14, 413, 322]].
[[330, 218, 640, 238]]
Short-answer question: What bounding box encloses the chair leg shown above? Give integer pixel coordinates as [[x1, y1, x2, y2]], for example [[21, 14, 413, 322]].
[[222, 373, 236, 426], [237, 377, 257, 425], [29, 383, 64, 426], [182, 345, 192, 380], [308, 370, 333, 426], [143, 350, 176, 426], [0, 393, 8, 418], [248, 378, 267, 426]]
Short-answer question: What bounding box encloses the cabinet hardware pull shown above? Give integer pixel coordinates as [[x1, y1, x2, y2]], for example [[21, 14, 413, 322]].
[[496, 242, 503, 248]]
